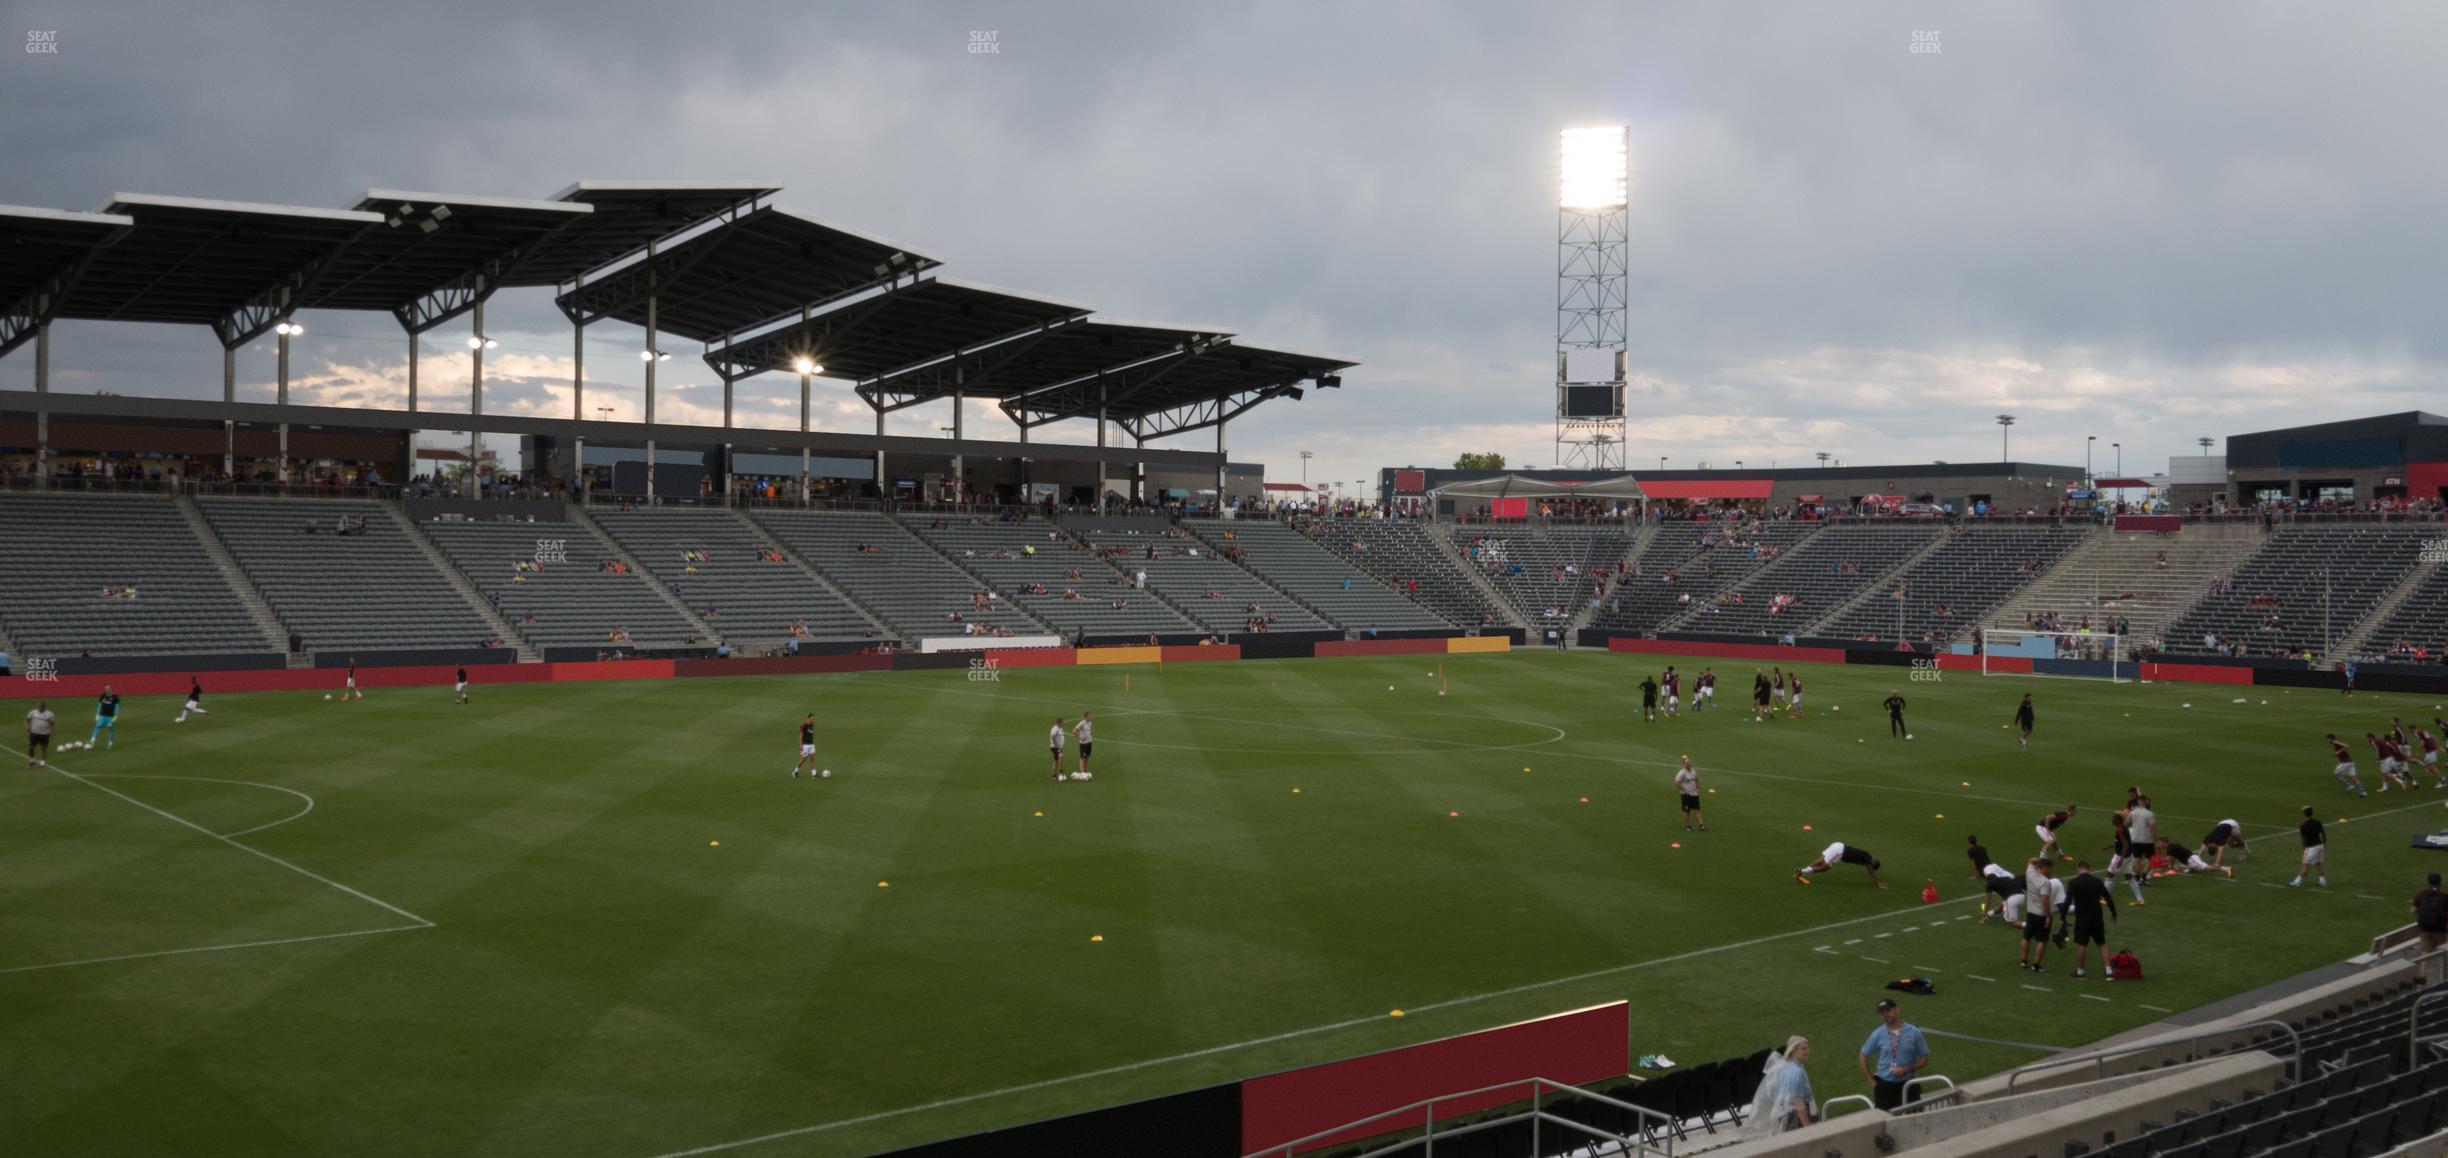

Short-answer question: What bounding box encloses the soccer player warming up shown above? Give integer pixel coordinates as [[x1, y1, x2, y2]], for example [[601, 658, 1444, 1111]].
[[1786, 673, 1805, 719], [1661, 667, 1681, 718], [1885, 690, 1908, 739], [2018, 858, 2065, 973], [1751, 670, 1773, 722], [2150, 837, 2230, 878], [1675, 756, 1706, 832], [2035, 804, 2076, 860], [789, 713, 823, 779], [2326, 734, 2369, 797], [1071, 712, 1095, 780], [1796, 841, 1883, 888], [2291, 807, 2327, 888], [1695, 668, 1716, 711], [2200, 819, 2249, 867], [88, 686, 120, 750], [2012, 693, 2035, 747], [2062, 861, 2118, 979], [1639, 674, 1660, 724], [2369, 732, 2416, 793], [174, 677, 209, 724], [2417, 722, 2446, 788], [454, 665, 470, 705]]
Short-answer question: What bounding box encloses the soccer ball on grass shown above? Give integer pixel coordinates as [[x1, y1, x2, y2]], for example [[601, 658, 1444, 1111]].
[[819, 769, 832, 779]]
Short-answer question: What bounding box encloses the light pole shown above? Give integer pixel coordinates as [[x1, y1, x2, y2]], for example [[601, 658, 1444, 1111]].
[[2086, 435, 2096, 486], [1658, 456, 1667, 472], [1816, 452, 1831, 468], [1996, 415, 2016, 463], [2112, 442, 2122, 476], [2198, 437, 2214, 454], [1299, 450, 1313, 484], [795, 358, 820, 508], [465, 327, 498, 499]]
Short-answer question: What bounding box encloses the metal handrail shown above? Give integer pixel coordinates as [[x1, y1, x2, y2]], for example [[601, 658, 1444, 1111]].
[[1821, 1094, 1875, 1118], [2406, 978, 2448, 1059], [1241, 1075, 1670, 1158], [1895, 1074, 1960, 1114], [2004, 1019, 2301, 1094]]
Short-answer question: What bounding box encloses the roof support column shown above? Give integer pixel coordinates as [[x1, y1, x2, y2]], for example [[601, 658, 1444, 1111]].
[[644, 242, 657, 507], [951, 363, 965, 505], [276, 318, 292, 489], [222, 346, 235, 480], [1134, 430, 1145, 507], [720, 328, 734, 504], [32, 297, 48, 490], [874, 403, 887, 507], [1095, 381, 1108, 515], [1216, 415, 1227, 514], [798, 303, 811, 509], [571, 270, 585, 505], [407, 330, 419, 414], [468, 293, 485, 500]]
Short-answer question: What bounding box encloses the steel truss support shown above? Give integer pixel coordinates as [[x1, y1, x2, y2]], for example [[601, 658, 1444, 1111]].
[[850, 315, 1089, 413], [1000, 336, 1224, 430]]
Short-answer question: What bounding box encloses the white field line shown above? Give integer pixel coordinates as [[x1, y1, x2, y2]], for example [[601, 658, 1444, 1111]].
[[646, 897, 1985, 1158], [45, 763, 432, 928], [2140, 1004, 2174, 1013], [0, 924, 428, 976], [83, 774, 316, 838], [1966, 974, 1998, 983]]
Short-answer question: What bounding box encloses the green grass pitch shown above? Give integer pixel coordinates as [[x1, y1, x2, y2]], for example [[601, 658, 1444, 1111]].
[[4, 652, 2442, 1155]]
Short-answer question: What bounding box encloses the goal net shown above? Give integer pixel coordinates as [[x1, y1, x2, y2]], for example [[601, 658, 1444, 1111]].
[[1979, 628, 2128, 682]]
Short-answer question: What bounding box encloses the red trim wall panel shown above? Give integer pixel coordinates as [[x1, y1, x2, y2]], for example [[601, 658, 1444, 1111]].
[[2144, 662, 2255, 685], [985, 647, 1078, 668], [1604, 638, 1847, 665], [673, 655, 895, 678], [1159, 645, 1242, 663], [1952, 653, 2027, 673], [1316, 638, 1448, 658], [550, 659, 676, 682], [1238, 1002, 1630, 1154]]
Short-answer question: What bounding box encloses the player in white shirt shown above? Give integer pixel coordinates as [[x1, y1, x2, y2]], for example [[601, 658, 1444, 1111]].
[[1071, 712, 1095, 780], [1049, 719, 1068, 782], [1674, 756, 1706, 831], [2018, 859, 2068, 972]]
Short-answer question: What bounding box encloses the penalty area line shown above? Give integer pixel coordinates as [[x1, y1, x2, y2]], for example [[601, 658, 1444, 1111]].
[[46, 762, 434, 929], [645, 897, 1983, 1157], [0, 923, 428, 976]]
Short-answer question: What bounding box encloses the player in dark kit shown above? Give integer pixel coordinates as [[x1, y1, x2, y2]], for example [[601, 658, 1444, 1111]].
[[1885, 690, 1908, 739], [2013, 693, 2035, 747], [1639, 675, 1660, 723], [2035, 805, 2076, 860], [174, 677, 209, 724], [2201, 819, 2249, 866], [2327, 733, 2369, 796], [1796, 840, 1884, 888], [343, 657, 365, 701], [1695, 668, 1717, 711], [1661, 667, 1682, 718], [1752, 671, 1773, 721], [453, 665, 470, 705], [790, 714, 822, 779], [2291, 807, 2327, 888]]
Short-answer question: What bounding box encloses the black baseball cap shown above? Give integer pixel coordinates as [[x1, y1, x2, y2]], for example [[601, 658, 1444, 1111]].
[[1876, 999, 1898, 1011]]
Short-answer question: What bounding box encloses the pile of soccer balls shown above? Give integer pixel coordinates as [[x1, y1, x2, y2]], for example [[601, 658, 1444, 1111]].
[[1069, 771, 1094, 781], [57, 740, 91, 751]]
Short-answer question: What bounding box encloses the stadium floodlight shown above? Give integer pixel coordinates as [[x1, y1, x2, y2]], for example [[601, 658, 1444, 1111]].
[[274, 321, 302, 337], [658, 352, 672, 363], [639, 349, 656, 362], [484, 339, 498, 350], [792, 357, 819, 375], [470, 336, 487, 350], [1559, 126, 1628, 211]]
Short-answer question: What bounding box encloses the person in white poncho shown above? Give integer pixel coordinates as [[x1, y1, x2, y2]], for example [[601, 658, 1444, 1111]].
[[1744, 1035, 1817, 1137]]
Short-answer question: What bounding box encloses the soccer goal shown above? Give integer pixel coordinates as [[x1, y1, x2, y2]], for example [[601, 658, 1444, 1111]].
[[1978, 628, 2129, 682]]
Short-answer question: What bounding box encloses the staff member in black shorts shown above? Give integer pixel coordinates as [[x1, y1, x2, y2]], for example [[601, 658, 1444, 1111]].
[[2018, 858, 2065, 972], [2062, 860, 2118, 979], [1639, 675, 1659, 724], [1885, 690, 1908, 738]]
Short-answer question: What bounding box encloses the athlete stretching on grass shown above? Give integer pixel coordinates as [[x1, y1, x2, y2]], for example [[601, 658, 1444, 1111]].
[[2326, 734, 2370, 797], [1796, 841, 1884, 888]]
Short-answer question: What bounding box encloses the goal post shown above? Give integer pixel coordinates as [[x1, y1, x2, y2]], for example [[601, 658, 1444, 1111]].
[[1979, 628, 2129, 683]]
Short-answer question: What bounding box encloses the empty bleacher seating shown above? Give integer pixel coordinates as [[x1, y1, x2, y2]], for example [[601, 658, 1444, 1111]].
[[422, 515, 701, 651], [1082, 529, 1332, 634], [0, 493, 276, 657], [2164, 527, 2437, 656], [901, 516, 1198, 639], [589, 508, 874, 646], [197, 496, 493, 655], [1456, 526, 1631, 623], [1593, 520, 1820, 633], [1187, 520, 1452, 631], [1670, 523, 1941, 636], [1819, 524, 2091, 644], [754, 511, 1042, 642], [1306, 521, 1509, 628]]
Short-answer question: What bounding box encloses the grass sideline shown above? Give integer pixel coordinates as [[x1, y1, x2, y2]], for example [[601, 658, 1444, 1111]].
[[4, 651, 2443, 1156]]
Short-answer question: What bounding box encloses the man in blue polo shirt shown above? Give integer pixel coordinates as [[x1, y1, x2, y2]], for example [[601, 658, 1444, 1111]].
[[1860, 998, 1932, 1111]]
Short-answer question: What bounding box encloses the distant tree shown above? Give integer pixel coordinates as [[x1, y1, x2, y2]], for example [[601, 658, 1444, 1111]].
[[1455, 452, 1507, 470]]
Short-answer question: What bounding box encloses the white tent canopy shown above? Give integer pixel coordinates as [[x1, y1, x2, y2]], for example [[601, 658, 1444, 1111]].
[[1430, 474, 1647, 501]]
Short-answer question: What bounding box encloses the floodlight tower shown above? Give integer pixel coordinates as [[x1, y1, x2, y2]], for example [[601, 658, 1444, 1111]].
[[1556, 126, 1629, 471]]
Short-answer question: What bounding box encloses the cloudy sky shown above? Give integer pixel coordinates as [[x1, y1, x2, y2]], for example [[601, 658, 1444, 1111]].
[[5, 1, 2445, 489]]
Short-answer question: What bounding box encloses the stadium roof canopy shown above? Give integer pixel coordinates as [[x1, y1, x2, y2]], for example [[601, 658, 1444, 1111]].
[[556, 204, 942, 343], [57, 194, 385, 343], [0, 204, 135, 357], [702, 275, 1093, 388], [998, 334, 1354, 439], [1431, 474, 1645, 501]]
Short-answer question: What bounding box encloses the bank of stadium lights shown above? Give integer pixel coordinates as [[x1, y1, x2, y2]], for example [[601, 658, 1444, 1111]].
[[1559, 126, 1629, 211], [640, 349, 670, 362], [273, 321, 304, 337], [792, 357, 822, 375], [466, 335, 497, 350]]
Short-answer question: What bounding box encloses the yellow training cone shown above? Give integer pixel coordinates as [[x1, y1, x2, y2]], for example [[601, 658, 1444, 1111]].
[[1390, 1009, 1405, 1018], [1033, 810, 1044, 817], [877, 881, 889, 888], [709, 840, 720, 847], [1090, 934, 1104, 942]]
